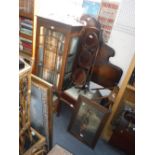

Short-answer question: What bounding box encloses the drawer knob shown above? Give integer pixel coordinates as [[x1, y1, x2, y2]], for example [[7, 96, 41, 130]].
[[70, 104, 74, 108], [51, 26, 55, 30]]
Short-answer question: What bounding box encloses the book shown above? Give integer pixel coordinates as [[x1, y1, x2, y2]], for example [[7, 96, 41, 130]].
[[22, 46, 32, 53], [22, 42, 32, 49], [20, 37, 32, 43], [21, 22, 32, 29], [20, 18, 33, 25], [20, 28, 32, 36]]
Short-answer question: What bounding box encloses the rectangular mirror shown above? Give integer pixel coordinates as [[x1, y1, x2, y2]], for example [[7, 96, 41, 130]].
[[68, 95, 110, 148], [30, 74, 53, 150]]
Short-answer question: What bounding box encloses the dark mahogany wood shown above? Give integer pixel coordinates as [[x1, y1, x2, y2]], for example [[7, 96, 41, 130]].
[[57, 15, 123, 116], [91, 43, 123, 88], [91, 63, 123, 88], [71, 27, 100, 88], [72, 68, 87, 86], [78, 50, 94, 69], [109, 129, 135, 155], [78, 15, 123, 88], [95, 43, 115, 64], [80, 14, 101, 29]]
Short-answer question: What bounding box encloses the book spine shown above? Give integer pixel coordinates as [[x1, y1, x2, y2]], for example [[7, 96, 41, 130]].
[[23, 47, 32, 53], [21, 22, 32, 29], [22, 42, 32, 49], [20, 28, 32, 36], [20, 31, 32, 36], [20, 37, 32, 43], [21, 18, 33, 25]]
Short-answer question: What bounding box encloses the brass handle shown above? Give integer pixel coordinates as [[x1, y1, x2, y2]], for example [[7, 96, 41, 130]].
[[70, 104, 74, 108], [50, 26, 55, 30]]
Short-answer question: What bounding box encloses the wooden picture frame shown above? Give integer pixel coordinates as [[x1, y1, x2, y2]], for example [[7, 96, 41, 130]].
[[30, 74, 53, 150], [68, 95, 110, 148]]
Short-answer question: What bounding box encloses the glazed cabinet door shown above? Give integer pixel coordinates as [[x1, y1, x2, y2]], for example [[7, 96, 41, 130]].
[[33, 16, 82, 91], [35, 25, 65, 89]]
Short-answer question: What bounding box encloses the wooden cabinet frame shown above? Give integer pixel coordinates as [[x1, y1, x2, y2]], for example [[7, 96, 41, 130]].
[[33, 16, 83, 91]]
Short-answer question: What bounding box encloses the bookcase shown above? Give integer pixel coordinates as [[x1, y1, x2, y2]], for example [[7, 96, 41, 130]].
[[19, 59, 32, 154], [19, 59, 31, 133], [102, 54, 135, 141], [19, 0, 37, 65], [33, 16, 83, 91], [19, 59, 49, 154]]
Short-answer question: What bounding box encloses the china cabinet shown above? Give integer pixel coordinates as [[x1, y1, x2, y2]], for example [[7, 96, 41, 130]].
[[33, 16, 83, 91]]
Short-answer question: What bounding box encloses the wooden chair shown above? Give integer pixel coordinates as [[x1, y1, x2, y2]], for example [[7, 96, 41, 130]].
[[57, 84, 119, 116], [56, 15, 122, 117]]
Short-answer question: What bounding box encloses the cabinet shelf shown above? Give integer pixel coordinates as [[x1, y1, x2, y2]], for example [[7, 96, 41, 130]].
[[19, 12, 33, 20], [20, 50, 32, 56]]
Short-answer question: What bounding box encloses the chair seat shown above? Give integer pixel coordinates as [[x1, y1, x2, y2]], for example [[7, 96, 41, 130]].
[[57, 82, 113, 115], [64, 87, 95, 101]]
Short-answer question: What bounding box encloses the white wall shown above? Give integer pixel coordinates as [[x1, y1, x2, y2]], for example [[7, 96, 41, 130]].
[[107, 0, 135, 85], [35, 0, 83, 18]]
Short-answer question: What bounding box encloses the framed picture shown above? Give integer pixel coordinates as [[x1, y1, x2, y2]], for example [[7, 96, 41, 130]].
[[82, 0, 101, 17], [30, 74, 53, 150], [68, 95, 110, 148]]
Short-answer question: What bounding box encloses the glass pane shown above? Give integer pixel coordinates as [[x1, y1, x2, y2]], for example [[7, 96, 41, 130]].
[[37, 26, 46, 78], [56, 73, 60, 87], [63, 72, 72, 90], [50, 71, 57, 86], [68, 37, 79, 55], [56, 55, 62, 72], [43, 49, 56, 70], [38, 28, 65, 87], [42, 68, 53, 83], [65, 55, 75, 74], [57, 33, 65, 54], [65, 37, 79, 74], [62, 37, 79, 89]]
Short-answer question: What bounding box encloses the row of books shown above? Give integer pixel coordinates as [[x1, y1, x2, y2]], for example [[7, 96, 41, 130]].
[[44, 38, 65, 55], [20, 18, 33, 36], [46, 29, 65, 42], [20, 37, 32, 53], [43, 49, 63, 72]]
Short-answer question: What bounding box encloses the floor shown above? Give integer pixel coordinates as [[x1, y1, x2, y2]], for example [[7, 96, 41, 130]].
[[53, 103, 126, 155]]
